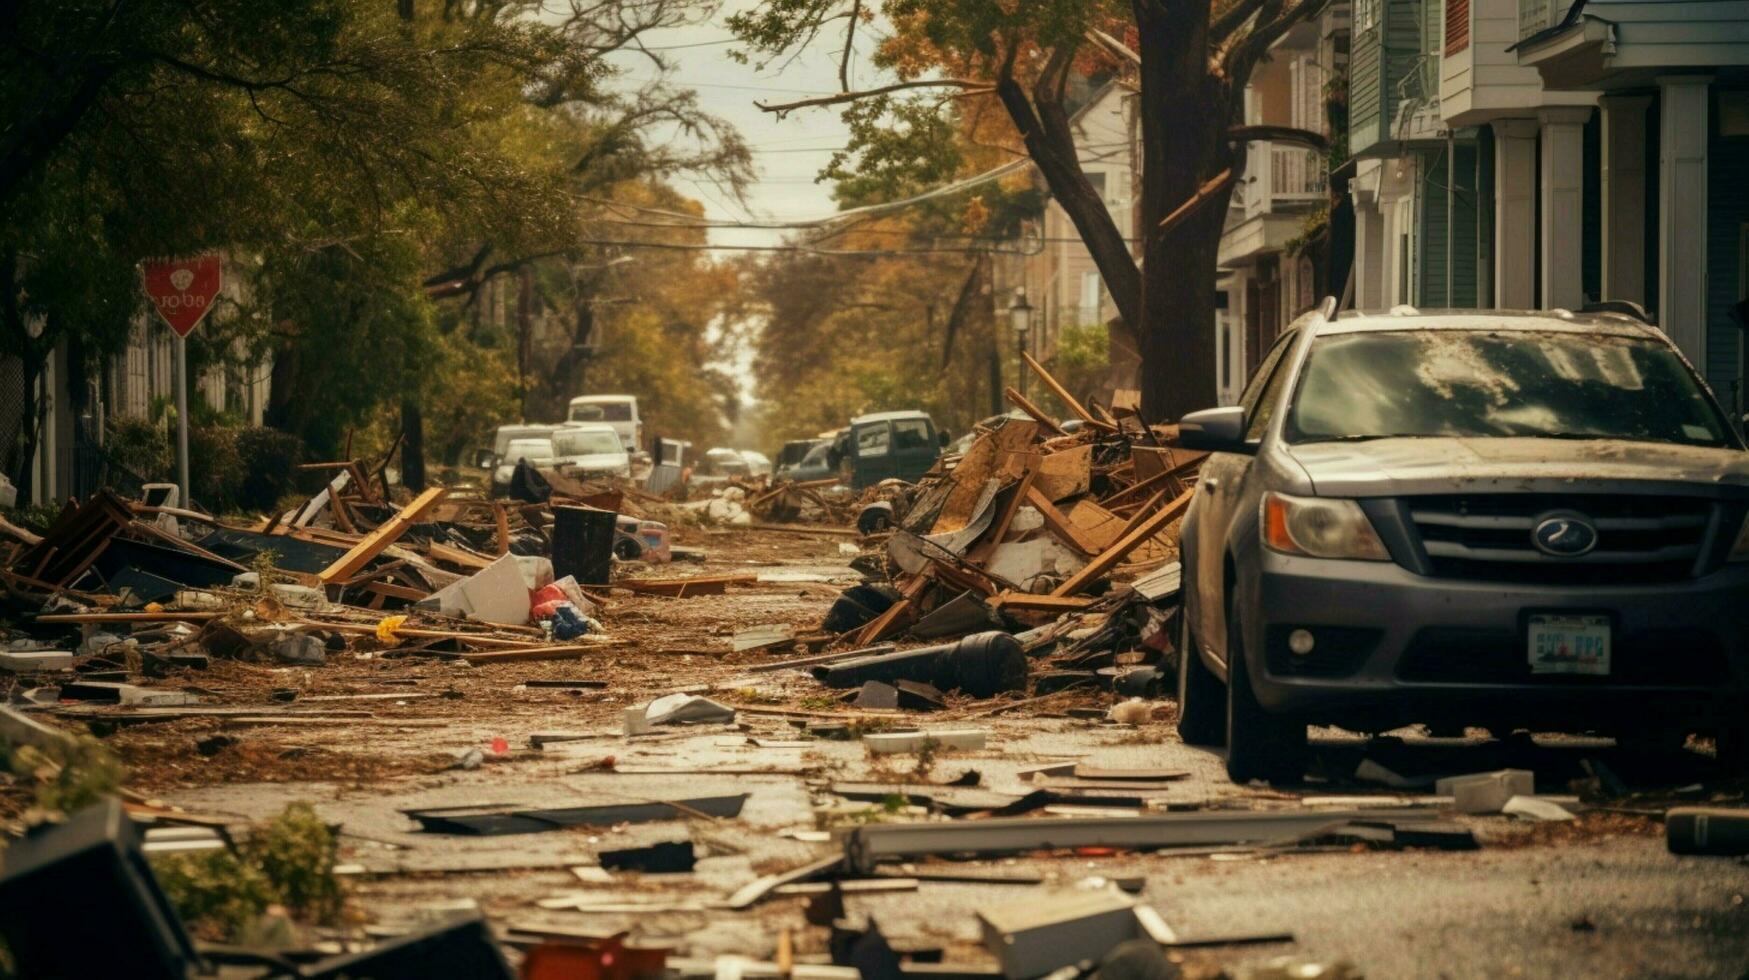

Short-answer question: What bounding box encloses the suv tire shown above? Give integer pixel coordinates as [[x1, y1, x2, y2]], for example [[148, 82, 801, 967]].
[[1176, 610, 1225, 747], [1225, 613, 1307, 784]]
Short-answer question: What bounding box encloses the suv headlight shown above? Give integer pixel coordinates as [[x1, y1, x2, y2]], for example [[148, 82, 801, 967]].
[[1261, 491, 1390, 561]]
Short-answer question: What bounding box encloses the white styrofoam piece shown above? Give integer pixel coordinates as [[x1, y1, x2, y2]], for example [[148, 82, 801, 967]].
[[863, 729, 988, 754]]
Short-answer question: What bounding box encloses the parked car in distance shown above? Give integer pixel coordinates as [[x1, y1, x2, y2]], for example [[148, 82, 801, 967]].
[[567, 395, 641, 452], [552, 424, 631, 479], [1175, 301, 1749, 783], [692, 447, 752, 485], [485, 424, 558, 491], [780, 439, 842, 483], [740, 449, 773, 477], [844, 411, 944, 490], [777, 438, 827, 476], [493, 436, 557, 492]]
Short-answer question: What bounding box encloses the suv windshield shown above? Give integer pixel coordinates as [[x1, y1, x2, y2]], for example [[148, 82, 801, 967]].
[[1287, 329, 1735, 448], [554, 430, 623, 456], [570, 402, 633, 422]]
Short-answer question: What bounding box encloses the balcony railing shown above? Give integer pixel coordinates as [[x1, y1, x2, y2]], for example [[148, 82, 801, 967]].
[[1519, 0, 1559, 41], [1245, 142, 1327, 218]]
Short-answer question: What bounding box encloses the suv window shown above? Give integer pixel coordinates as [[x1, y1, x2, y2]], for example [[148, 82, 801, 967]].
[[1240, 330, 1298, 441], [1239, 331, 1297, 413], [1286, 329, 1736, 446], [892, 419, 932, 450], [856, 423, 891, 457]]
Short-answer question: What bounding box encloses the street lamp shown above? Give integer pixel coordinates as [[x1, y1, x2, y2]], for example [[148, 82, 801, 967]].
[[1009, 288, 1033, 399]]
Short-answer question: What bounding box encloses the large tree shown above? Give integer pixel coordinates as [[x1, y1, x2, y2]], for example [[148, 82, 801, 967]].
[[730, 0, 1327, 421]]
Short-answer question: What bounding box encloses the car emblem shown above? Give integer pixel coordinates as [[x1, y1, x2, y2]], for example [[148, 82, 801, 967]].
[[1531, 512, 1598, 557]]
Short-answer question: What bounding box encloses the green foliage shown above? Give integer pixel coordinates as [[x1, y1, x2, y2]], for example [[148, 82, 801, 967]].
[[104, 418, 174, 484], [152, 850, 278, 942], [0, 736, 124, 820], [153, 803, 344, 940]]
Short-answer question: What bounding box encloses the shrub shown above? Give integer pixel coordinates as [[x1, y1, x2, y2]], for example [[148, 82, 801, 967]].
[[152, 802, 344, 940], [185, 425, 305, 514]]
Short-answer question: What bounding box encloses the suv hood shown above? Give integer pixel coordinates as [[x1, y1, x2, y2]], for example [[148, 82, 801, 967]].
[[557, 452, 628, 471], [1287, 437, 1749, 498]]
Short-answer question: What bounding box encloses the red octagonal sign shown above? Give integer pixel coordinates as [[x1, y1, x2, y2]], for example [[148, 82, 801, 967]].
[[141, 255, 222, 338]]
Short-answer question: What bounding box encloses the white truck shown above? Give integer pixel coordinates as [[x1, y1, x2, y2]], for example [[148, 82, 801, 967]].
[[567, 395, 642, 454]]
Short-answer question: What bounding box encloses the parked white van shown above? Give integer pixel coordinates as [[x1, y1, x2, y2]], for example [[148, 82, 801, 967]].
[[567, 395, 641, 453]]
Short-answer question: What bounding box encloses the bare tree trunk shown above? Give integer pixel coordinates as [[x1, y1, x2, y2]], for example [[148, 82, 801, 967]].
[[1134, 0, 1233, 421]]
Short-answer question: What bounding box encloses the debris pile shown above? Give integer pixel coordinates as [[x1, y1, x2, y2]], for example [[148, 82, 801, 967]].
[[833, 353, 1205, 651]]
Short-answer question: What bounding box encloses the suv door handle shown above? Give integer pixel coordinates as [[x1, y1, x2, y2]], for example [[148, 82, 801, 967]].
[[1203, 477, 1219, 489]]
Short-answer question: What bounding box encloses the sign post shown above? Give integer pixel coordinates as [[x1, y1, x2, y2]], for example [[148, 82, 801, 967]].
[[141, 256, 222, 507]]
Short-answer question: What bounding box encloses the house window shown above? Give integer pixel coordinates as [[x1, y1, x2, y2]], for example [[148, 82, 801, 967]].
[[1356, 0, 1378, 32], [1445, 0, 1471, 54], [1083, 171, 1107, 200], [1080, 271, 1102, 323]]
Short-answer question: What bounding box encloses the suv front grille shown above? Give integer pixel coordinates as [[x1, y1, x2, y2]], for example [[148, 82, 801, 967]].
[[1406, 494, 1712, 585]]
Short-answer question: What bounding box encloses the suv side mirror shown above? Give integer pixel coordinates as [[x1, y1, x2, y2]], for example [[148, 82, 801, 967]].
[[1178, 406, 1253, 454]]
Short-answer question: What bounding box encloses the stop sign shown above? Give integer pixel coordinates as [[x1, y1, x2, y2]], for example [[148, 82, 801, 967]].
[[141, 255, 222, 338]]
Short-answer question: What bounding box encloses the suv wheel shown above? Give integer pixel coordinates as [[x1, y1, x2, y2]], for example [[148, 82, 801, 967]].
[[1225, 613, 1307, 784], [1175, 610, 1225, 747]]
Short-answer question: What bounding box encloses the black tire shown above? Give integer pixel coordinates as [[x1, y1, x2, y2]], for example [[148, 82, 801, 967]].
[[1176, 609, 1225, 747], [1225, 612, 1307, 784]]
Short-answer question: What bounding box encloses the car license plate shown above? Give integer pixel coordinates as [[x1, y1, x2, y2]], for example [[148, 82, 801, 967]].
[[1528, 614, 1610, 676]]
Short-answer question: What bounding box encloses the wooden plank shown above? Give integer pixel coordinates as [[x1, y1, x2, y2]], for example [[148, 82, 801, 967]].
[[620, 573, 757, 597], [317, 486, 447, 584], [966, 456, 1040, 564], [425, 541, 494, 571], [1050, 488, 1193, 598], [36, 611, 222, 624], [460, 643, 622, 665], [1003, 387, 1068, 436], [493, 503, 511, 557], [1025, 488, 1100, 555], [856, 573, 930, 646], [1022, 352, 1116, 432], [989, 592, 1099, 612], [1114, 488, 1171, 541]]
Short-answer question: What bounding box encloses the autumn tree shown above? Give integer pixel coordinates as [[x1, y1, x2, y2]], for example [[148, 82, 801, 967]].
[[730, 0, 1328, 421]]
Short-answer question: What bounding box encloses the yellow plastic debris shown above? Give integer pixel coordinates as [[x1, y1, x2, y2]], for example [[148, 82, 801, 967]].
[[376, 614, 408, 643]]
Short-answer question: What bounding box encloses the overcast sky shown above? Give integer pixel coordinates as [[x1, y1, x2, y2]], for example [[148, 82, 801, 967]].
[[602, 0, 882, 249]]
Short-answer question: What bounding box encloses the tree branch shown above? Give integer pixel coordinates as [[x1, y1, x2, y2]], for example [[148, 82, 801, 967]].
[[756, 78, 992, 117], [838, 0, 861, 92], [1210, 0, 1276, 43], [1228, 124, 1328, 152], [1223, 0, 1329, 99]]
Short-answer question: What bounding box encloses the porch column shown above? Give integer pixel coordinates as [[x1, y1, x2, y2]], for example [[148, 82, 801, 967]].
[[1539, 106, 1592, 311], [1600, 95, 1651, 304], [1659, 75, 1710, 366], [1351, 163, 1386, 311], [1492, 119, 1539, 309]]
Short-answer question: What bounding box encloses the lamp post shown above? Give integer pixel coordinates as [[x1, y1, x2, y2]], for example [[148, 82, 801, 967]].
[[1009, 287, 1033, 400]]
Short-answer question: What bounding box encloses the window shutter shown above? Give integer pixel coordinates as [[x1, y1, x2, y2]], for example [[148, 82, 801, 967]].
[[1445, 0, 1470, 54]]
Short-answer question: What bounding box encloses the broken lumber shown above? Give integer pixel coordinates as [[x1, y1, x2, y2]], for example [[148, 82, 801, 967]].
[[619, 573, 756, 597], [1050, 488, 1193, 597], [317, 486, 448, 584], [1022, 352, 1115, 432], [1003, 388, 1068, 437]]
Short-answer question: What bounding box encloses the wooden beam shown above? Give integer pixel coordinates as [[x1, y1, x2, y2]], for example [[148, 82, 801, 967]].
[[1025, 487, 1099, 555], [967, 456, 1040, 564], [620, 573, 757, 597], [1050, 488, 1193, 597], [1022, 352, 1116, 432], [317, 486, 447, 584], [856, 573, 930, 646], [1003, 387, 1068, 436], [989, 592, 1099, 612]]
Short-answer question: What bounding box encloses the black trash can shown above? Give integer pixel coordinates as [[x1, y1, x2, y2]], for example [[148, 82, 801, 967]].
[[551, 505, 617, 586]]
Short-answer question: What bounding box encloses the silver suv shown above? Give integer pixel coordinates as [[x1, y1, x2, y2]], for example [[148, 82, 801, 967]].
[[1175, 301, 1749, 782]]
